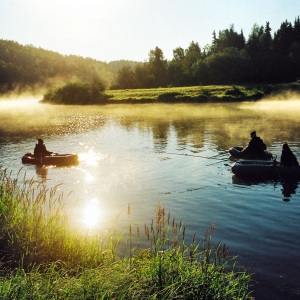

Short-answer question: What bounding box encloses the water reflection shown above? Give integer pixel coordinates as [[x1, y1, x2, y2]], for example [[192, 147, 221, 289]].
[[78, 149, 107, 166], [35, 165, 49, 179], [1, 100, 300, 299], [2, 101, 300, 152], [84, 171, 95, 182], [232, 175, 299, 202], [281, 181, 298, 201], [80, 199, 104, 229]]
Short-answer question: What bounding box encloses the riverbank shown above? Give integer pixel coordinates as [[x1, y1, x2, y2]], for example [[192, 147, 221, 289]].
[[40, 81, 300, 105], [0, 168, 253, 299], [106, 82, 300, 103]]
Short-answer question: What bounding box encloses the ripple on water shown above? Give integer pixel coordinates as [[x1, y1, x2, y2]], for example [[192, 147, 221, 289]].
[[0, 102, 300, 299]]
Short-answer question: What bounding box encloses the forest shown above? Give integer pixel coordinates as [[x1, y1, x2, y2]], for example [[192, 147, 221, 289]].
[[0, 40, 138, 94], [0, 16, 300, 94]]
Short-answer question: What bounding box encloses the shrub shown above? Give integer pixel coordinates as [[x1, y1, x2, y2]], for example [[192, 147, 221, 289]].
[[224, 86, 245, 96], [199, 87, 212, 97], [42, 79, 109, 105], [157, 92, 181, 102]]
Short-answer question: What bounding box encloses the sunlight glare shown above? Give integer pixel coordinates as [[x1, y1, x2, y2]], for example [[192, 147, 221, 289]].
[[82, 199, 103, 229], [84, 171, 94, 182], [78, 149, 107, 166]]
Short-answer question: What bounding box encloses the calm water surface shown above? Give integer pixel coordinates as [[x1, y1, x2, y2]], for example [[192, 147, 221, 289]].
[[0, 99, 300, 299]]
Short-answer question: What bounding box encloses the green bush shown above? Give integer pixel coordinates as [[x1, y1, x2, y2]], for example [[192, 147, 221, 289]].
[[42, 79, 109, 105], [199, 87, 212, 97], [224, 86, 245, 96], [157, 92, 181, 102]]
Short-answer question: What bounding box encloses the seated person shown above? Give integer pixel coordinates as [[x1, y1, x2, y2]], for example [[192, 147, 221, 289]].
[[280, 143, 299, 167], [241, 131, 266, 155], [34, 139, 53, 157]]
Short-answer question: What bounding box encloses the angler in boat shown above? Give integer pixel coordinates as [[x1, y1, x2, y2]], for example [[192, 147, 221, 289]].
[[34, 139, 53, 157], [229, 131, 272, 159], [231, 143, 300, 179], [280, 142, 299, 167], [22, 139, 78, 166]]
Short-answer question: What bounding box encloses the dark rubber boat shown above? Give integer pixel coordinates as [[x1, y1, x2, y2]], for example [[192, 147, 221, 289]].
[[231, 159, 300, 180], [229, 146, 273, 160], [22, 153, 79, 166]]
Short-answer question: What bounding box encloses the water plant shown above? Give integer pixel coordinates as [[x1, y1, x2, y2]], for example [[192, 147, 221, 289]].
[[0, 168, 254, 299]]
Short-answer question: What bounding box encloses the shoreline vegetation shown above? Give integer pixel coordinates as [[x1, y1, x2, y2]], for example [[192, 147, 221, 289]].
[[2, 16, 300, 98], [0, 168, 254, 299], [40, 81, 300, 105]]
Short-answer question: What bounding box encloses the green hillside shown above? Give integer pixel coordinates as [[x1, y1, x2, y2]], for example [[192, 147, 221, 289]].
[[0, 39, 138, 94]]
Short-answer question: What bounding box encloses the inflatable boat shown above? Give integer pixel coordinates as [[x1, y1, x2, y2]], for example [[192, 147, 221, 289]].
[[22, 153, 79, 166], [231, 159, 300, 180], [229, 146, 273, 160]]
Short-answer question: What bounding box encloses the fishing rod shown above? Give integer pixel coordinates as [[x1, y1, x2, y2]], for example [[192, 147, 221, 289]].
[[136, 147, 229, 164], [157, 151, 228, 161]]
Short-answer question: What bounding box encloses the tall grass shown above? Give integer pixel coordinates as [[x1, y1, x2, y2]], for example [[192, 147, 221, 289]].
[[0, 168, 254, 299], [0, 167, 118, 270]]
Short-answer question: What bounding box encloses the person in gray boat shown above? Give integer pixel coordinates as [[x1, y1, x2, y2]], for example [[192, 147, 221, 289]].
[[241, 131, 266, 155], [34, 139, 53, 157], [280, 142, 299, 167]]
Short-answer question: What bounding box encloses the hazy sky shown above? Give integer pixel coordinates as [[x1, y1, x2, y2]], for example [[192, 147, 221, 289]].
[[1, 0, 299, 62]]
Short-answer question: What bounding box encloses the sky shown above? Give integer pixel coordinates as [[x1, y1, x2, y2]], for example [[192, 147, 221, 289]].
[[1, 0, 299, 62]]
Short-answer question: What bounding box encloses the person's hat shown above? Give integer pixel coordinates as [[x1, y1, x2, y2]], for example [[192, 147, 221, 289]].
[[251, 131, 256, 136]]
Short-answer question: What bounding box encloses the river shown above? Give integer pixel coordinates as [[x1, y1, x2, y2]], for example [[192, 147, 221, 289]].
[[0, 99, 300, 299]]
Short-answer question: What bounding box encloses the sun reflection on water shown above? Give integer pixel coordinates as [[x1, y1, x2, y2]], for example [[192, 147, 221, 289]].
[[81, 199, 103, 229], [84, 171, 94, 182], [78, 149, 107, 166]]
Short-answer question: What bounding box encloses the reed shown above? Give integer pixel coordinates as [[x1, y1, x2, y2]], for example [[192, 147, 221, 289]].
[[0, 167, 117, 270], [0, 168, 254, 299]]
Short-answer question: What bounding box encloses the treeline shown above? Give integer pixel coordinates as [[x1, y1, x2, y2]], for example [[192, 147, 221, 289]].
[[0, 40, 137, 94], [115, 17, 300, 88], [1, 16, 300, 94]]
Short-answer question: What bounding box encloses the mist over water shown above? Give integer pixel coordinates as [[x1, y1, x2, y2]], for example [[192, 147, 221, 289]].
[[1, 99, 300, 299]]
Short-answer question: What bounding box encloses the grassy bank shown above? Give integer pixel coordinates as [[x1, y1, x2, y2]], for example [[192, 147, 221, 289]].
[[106, 82, 300, 103], [106, 84, 264, 103], [41, 81, 300, 105], [0, 168, 254, 299]]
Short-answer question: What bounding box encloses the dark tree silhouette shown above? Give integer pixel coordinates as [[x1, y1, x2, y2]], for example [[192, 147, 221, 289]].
[[1, 15, 300, 92]]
